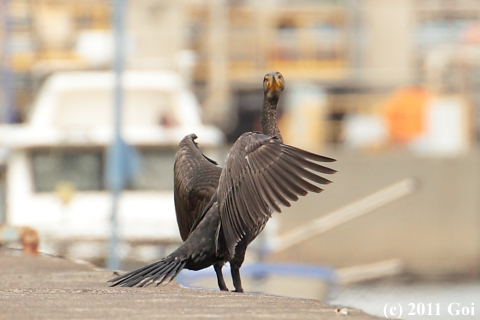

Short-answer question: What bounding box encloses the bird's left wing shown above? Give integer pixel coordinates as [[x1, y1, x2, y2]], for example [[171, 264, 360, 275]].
[[174, 134, 222, 241], [216, 132, 336, 257]]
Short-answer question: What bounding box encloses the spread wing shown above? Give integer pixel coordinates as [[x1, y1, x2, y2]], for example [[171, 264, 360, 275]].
[[216, 132, 336, 257], [174, 134, 222, 241]]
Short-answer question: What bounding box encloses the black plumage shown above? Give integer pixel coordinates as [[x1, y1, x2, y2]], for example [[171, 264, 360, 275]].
[[173, 133, 226, 289], [173, 71, 287, 289], [109, 71, 336, 292], [174, 71, 286, 240], [217, 134, 336, 259], [174, 134, 221, 241]]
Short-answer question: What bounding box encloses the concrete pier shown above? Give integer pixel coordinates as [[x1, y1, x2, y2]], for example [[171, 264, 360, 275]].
[[0, 249, 380, 320]]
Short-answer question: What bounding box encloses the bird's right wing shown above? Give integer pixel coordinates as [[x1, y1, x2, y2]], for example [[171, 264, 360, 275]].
[[217, 132, 336, 257], [174, 134, 222, 241]]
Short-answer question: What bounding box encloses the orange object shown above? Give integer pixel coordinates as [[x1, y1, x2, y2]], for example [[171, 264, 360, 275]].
[[382, 87, 431, 145], [0, 225, 39, 255], [19, 226, 39, 255]]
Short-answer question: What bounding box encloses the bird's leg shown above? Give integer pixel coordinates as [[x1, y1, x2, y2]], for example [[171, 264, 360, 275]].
[[230, 240, 247, 293], [230, 263, 243, 293], [214, 262, 228, 291]]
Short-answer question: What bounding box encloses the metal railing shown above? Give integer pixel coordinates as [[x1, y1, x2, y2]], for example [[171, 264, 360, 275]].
[[274, 178, 417, 253]]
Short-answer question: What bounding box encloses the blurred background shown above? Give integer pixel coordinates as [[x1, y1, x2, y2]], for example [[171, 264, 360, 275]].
[[0, 0, 479, 316]]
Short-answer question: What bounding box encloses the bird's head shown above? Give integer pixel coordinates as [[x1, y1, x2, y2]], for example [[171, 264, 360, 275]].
[[263, 71, 285, 99]]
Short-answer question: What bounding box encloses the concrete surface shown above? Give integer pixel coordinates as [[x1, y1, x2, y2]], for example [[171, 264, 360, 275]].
[[0, 248, 381, 320]]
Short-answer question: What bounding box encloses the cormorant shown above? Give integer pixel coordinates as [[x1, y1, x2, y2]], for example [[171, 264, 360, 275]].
[[174, 71, 285, 241], [109, 72, 336, 292], [170, 71, 285, 290]]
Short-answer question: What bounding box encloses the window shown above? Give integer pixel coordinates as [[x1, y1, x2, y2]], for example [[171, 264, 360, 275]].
[[30, 146, 178, 193], [31, 148, 104, 192], [127, 147, 176, 191]]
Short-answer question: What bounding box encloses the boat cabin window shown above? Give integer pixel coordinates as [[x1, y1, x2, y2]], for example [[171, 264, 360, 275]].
[[126, 147, 176, 191], [29, 147, 176, 192], [31, 148, 104, 192]]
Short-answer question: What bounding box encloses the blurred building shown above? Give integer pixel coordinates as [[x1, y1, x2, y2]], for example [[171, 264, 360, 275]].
[[1, 0, 479, 150]]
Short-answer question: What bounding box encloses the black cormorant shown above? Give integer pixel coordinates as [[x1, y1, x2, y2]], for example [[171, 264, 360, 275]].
[[109, 72, 336, 292], [171, 71, 285, 290]]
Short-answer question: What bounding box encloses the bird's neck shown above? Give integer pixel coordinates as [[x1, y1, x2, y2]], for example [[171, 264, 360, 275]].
[[261, 98, 282, 141]]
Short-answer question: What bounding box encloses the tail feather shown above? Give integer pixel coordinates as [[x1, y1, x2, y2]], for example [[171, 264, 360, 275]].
[[109, 256, 186, 287], [111, 262, 161, 286], [156, 260, 186, 286]]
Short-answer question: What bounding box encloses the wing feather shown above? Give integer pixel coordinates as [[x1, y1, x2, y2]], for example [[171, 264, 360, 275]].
[[217, 132, 336, 257], [174, 134, 222, 241], [251, 171, 282, 213]]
